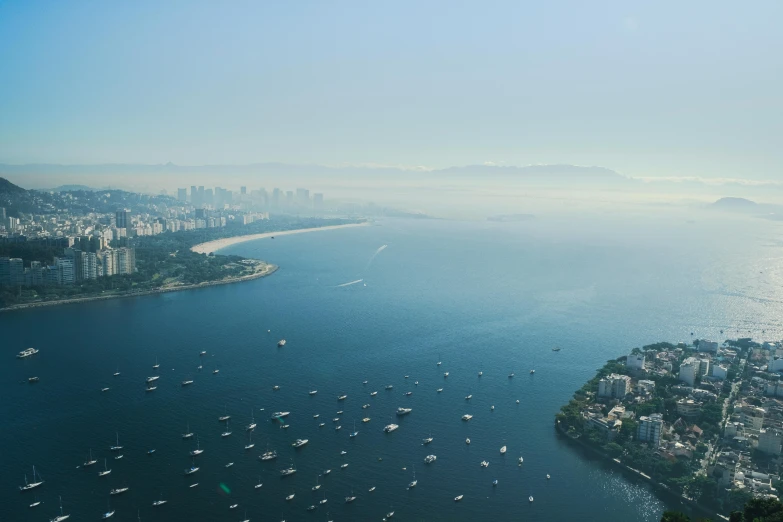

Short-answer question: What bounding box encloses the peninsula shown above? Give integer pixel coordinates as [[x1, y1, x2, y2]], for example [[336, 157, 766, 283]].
[[555, 338, 783, 519]]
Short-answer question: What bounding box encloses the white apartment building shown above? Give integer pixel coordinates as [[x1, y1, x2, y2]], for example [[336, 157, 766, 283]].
[[598, 374, 632, 399], [638, 413, 664, 447], [758, 429, 783, 455], [627, 354, 645, 371], [679, 357, 699, 387]]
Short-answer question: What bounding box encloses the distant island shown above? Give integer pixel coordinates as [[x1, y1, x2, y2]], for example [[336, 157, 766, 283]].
[[711, 197, 758, 211], [554, 338, 782, 519]]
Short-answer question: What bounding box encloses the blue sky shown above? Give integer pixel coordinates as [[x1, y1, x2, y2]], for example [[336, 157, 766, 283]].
[[0, 1, 781, 180]]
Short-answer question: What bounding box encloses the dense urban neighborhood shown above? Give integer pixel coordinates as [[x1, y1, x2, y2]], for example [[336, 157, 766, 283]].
[[557, 338, 783, 517]]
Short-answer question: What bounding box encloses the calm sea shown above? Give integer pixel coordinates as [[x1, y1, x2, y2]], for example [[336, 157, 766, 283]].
[[3, 213, 783, 522]]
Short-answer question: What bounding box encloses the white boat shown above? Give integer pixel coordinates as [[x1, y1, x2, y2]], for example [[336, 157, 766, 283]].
[[396, 407, 412, 416], [28, 376, 40, 382], [312, 475, 321, 491], [350, 421, 359, 438], [30, 496, 42, 508], [181, 380, 193, 386], [386, 509, 395, 517], [491, 405, 495, 410], [219, 405, 231, 421], [437, 388, 443, 393], [19, 465, 44, 491], [444, 372, 449, 377], [101, 387, 110, 392], [341, 463, 349, 469], [110, 487, 129, 495], [114, 454, 123, 460], [408, 466, 417, 488], [99, 459, 111, 477], [153, 357, 159, 369], [185, 463, 199, 475], [385, 385, 393, 390], [200, 350, 207, 355], [362, 403, 370, 409], [50, 496, 69, 522], [369, 486, 376, 492], [145, 375, 160, 384], [462, 414, 473, 421], [500, 445, 507, 454], [465, 394, 472, 400], [516, 399, 520, 404], [508, 372, 514, 378], [309, 389, 318, 395], [113, 366, 120, 376], [337, 394, 347, 401], [323, 469, 331, 475], [280, 424, 290, 429], [182, 423, 194, 439], [518, 457, 524, 465], [404, 391, 412, 396], [345, 490, 356, 503], [340, 450, 347, 455], [260, 448, 277, 461], [362, 417, 371, 423], [222, 427, 232, 437], [493, 479, 498, 486], [230, 503, 239, 509], [17, 347, 40, 358], [530, 370, 535, 374], [280, 466, 296, 476], [213, 369, 219, 374], [370, 391, 378, 396], [422, 435, 433, 445], [547, 474, 551, 479], [246, 409, 257, 430], [225, 462, 234, 468], [146, 385, 156, 392], [84, 449, 97, 467], [320, 493, 328, 504], [332, 417, 340, 422], [529, 496, 534, 502], [336, 410, 344, 414], [478, 371, 483, 376], [480, 461, 489, 468], [363, 380, 368, 384], [277, 339, 286, 347], [273, 385, 280, 390], [292, 439, 309, 448], [189, 483, 199, 488], [415, 381, 419, 385], [152, 495, 167, 507], [466, 438, 470, 444], [285, 492, 295, 501], [454, 495, 463, 502], [384, 423, 399, 433], [313, 414, 320, 418], [424, 455, 436, 464], [197, 365, 202, 370], [271, 411, 289, 419], [255, 478, 263, 489], [245, 431, 255, 450], [190, 436, 204, 456]]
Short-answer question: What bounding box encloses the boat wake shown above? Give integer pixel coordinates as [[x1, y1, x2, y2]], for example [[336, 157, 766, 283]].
[[364, 244, 388, 271], [336, 279, 364, 288]]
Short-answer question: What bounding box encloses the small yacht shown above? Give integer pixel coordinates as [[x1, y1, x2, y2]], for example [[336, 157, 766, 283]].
[[51, 496, 70, 522], [500, 445, 507, 454], [200, 351, 207, 355], [336, 410, 344, 414], [370, 391, 378, 396], [466, 438, 471, 444], [189, 483, 199, 488], [17, 347, 39, 358], [337, 394, 347, 400], [152, 496, 167, 507], [384, 423, 399, 433], [454, 495, 463, 502], [422, 435, 433, 445], [337, 462, 348, 469], [313, 414, 320, 418], [396, 407, 412, 415], [271, 411, 290, 419], [480, 461, 489, 468], [225, 462, 234, 468], [190, 437, 204, 456], [28, 376, 40, 382], [182, 423, 194, 439], [508, 372, 514, 378], [323, 469, 331, 475], [320, 494, 328, 504], [101, 387, 110, 392], [461, 414, 473, 421], [246, 410, 257, 430], [245, 432, 255, 450], [213, 369, 219, 374], [292, 439, 309, 448], [493, 479, 498, 486], [259, 449, 277, 461], [478, 371, 483, 376], [362, 403, 370, 409], [147, 449, 156, 455], [319, 422, 325, 427], [114, 454, 124, 460], [518, 457, 524, 465], [277, 339, 286, 347], [181, 380, 194, 386], [219, 406, 231, 422], [146, 386, 156, 392], [146, 375, 159, 383], [312, 476, 321, 491], [230, 503, 239, 509], [437, 388, 443, 392], [362, 380, 368, 384], [221, 421, 232, 437], [113, 366, 121, 377], [110, 433, 123, 452], [255, 480, 263, 489], [369, 486, 376, 492], [153, 357, 160, 369], [385, 385, 393, 390], [273, 385, 280, 391], [345, 490, 356, 503], [408, 467, 417, 488], [285, 492, 295, 501], [530, 369, 535, 374], [99, 459, 112, 477], [386, 508, 395, 518], [333, 417, 340, 422], [444, 372, 449, 377], [335, 425, 342, 431], [529, 496, 534, 503], [19, 465, 44, 491], [362, 417, 371, 423], [84, 449, 97, 467], [110, 487, 129, 495], [424, 455, 437, 464], [280, 466, 297, 476], [185, 462, 199, 475], [30, 496, 42, 508], [309, 389, 318, 395], [465, 394, 472, 400], [404, 391, 412, 396]]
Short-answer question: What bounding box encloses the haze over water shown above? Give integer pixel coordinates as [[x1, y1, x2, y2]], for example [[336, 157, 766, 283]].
[[3, 214, 783, 522]]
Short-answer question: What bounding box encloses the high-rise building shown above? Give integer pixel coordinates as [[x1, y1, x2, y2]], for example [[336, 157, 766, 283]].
[[117, 247, 136, 275], [679, 357, 699, 387], [296, 188, 310, 207], [55, 257, 75, 285], [29, 261, 44, 286], [178, 188, 187, 201], [0, 207, 5, 221], [0, 257, 12, 286], [190, 185, 198, 204], [197, 186, 205, 207], [272, 188, 281, 208], [83, 252, 98, 280], [286, 191, 294, 206], [597, 374, 631, 399], [240, 186, 247, 195], [115, 209, 130, 230], [759, 429, 783, 455], [626, 354, 645, 371], [205, 188, 214, 206], [637, 413, 663, 447], [99, 250, 117, 276], [7, 216, 19, 230]]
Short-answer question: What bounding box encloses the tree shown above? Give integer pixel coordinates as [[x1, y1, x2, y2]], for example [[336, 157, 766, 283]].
[[744, 497, 783, 521], [661, 512, 691, 522], [605, 442, 624, 457]]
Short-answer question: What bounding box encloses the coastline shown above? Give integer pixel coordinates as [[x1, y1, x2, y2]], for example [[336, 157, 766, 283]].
[[0, 261, 278, 312], [190, 222, 370, 254]]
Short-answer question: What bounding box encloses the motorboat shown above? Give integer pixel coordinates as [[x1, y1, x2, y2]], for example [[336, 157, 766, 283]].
[[313, 414, 320, 418], [424, 455, 436, 464], [437, 388, 443, 393], [309, 389, 318, 395], [385, 385, 393, 390], [508, 373, 514, 378], [547, 474, 551, 479], [493, 479, 498, 486], [272, 385, 280, 391], [454, 495, 463, 502], [444, 372, 449, 377], [465, 394, 472, 400], [462, 414, 473, 421], [271, 412, 290, 419], [152, 497, 167, 507], [396, 407, 412, 416], [101, 387, 110, 392], [189, 483, 198, 488], [384, 423, 399, 433], [337, 395, 347, 400], [200, 351, 207, 356], [109, 487, 129, 495], [362, 404, 370, 409], [341, 463, 349, 469], [277, 339, 286, 347], [181, 380, 193, 386], [29, 376, 40, 382], [230, 503, 239, 509], [213, 369, 219, 374], [500, 446, 507, 454], [404, 391, 412, 396], [530, 370, 535, 374], [480, 461, 489, 468], [345, 491, 356, 503], [260, 449, 277, 461], [114, 454, 124, 460], [319, 422, 325, 427], [285, 492, 295, 501], [225, 462, 234, 468], [529, 496, 534, 502], [292, 439, 309, 448], [518, 457, 524, 465], [422, 436, 433, 445], [280, 466, 296, 476], [370, 391, 378, 396], [17, 347, 39, 358], [369, 486, 376, 492], [362, 417, 371, 423], [147, 449, 156, 455], [335, 425, 342, 431], [478, 371, 483, 376]]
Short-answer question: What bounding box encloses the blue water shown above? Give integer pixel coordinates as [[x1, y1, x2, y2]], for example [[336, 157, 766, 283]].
[[3, 214, 783, 522]]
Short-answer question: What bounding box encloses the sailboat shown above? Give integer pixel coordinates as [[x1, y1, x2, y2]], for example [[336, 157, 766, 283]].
[[18, 465, 44, 491], [152, 493, 168, 506], [246, 409, 257, 431], [408, 465, 417, 489], [219, 405, 231, 422], [190, 436, 204, 456], [245, 431, 255, 450], [101, 500, 115, 519], [350, 420, 358, 438], [312, 475, 321, 491], [437, 353, 442, 366], [182, 423, 194, 439], [99, 458, 111, 477], [30, 495, 42, 508], [110, 432, 123, 451], [50, 495, 70, 522], [185, 457, 199, 475], [153, 356, 160, 369], [221, 420, 232, 437], [113, 365, 120, 377], [255, 477, 263, 489], [84, 449, 97, 467], [344, 488, 356, 503], [239, 509, 250, 522]]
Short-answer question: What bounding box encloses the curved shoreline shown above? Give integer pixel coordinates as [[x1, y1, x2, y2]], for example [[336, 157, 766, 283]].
[[190, 222, 369, 254]]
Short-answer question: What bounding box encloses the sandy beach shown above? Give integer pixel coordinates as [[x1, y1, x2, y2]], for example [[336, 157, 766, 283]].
[[190, 222, 369, 254]]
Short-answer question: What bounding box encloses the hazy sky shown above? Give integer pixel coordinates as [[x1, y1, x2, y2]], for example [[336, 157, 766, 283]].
[[1, 1, 781, 180]]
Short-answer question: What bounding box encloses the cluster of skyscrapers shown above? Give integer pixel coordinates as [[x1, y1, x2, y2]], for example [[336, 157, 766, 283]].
[[0, 247, 136, 288], [178, 185, 324, 212]]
